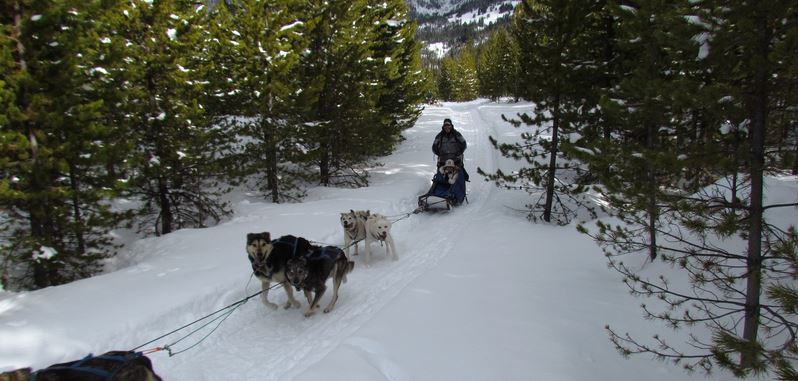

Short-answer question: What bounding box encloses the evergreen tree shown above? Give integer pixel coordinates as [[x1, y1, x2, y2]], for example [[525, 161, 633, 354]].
[[575, 0, 798, 377], [106, 0, 231, 235], [367, 0, 425, 144], [0, 0, 130, 289], [449, 44, 479, 101], [480, 0, 604, 224], [205, 0, 312, 202], [299, 0, 375, 186], [477, 28, 518, 101], [437, 56, 454, 101], [299, 0, 423, 187]]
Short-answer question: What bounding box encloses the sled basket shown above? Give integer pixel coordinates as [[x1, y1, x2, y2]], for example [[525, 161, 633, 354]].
[[414, 165, 467, 213]]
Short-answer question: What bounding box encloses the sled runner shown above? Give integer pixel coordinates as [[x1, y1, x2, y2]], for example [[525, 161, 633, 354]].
[[415, 159, 467, 213]]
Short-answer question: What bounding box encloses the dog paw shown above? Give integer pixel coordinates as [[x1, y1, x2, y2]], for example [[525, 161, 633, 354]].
[[304, 309, 316, 317], [285, 300, 301, 309], [323, 307, 333, 313], [262, 300, 279, 310]]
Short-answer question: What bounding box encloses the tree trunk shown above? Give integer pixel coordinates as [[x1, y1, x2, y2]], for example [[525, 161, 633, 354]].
[[740, 11, 769, 369], [267, 146, 279, 203], [543, 93, 560, 223], [319, 138, 330, 186], [260, 118, 280, 203], [158, 176, 173, 235], [645, 120, 658, 261], [68, 164, 86, 254]]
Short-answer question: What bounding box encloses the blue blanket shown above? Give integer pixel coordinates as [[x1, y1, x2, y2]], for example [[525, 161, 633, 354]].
[[428, 168, 466, 206]]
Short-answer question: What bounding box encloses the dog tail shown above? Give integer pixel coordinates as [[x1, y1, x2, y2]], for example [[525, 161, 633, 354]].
[[336, 255, 355, 284]]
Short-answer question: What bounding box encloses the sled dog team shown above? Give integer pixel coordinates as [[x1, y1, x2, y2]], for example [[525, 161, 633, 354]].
[[246, 210, 396, 317]]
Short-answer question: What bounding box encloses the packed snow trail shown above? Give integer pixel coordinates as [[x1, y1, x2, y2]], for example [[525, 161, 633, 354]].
[[151, 100, 502, 380]]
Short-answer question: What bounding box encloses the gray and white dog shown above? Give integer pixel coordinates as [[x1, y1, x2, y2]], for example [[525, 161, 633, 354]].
[[340, 209, 369, 257]]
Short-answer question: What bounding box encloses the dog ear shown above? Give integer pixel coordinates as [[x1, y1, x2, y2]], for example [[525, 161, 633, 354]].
[[262, 232, 270, 241]]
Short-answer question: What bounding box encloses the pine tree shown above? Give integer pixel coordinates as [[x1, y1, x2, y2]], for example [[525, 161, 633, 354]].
[[367, 0, 425, 146], [449, 44, 479, 101], [437, 56, 454, 101], [0, 0, 138, 289], [480, 0, 604, 224], [105, 0, 231, 235], [477, 28, 518, 101], [204, 0, 312, 202], [299, 0, 375, 187], [575, 0, 798, 377], [298, 0, 422, 187]]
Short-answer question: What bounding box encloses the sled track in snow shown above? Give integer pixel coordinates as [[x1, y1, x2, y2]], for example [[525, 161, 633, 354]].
[[152, 104, 500, 380]]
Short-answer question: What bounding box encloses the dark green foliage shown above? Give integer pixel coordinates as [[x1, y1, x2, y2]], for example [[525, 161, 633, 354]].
[[102, 0, 231, 236], [0, 0, 426, 289], [479, 0, 604, 224], [438, 46, 478, 102], [298, 0, 423, 187], [0, 0, 131, 290], [572, 0, 798, 377], [472, 0, 798, 377], [477, 28, 519, 101], [204, 0, 313, 202]]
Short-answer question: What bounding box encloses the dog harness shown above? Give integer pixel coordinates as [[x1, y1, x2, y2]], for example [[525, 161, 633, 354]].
[[30, 351, 145, 380], [272, 235, 304, 257]]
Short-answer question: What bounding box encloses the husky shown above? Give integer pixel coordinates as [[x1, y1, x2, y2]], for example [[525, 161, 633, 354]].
[[340, 209, 369, 257], [285, 245, 355, 317], [364, 213, 398, 265], [246, 232, 312, 310], [0, 351, 162, 381]]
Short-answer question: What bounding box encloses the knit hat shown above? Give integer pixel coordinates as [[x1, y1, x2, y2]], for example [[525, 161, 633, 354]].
[[443, 118, 453, 126]]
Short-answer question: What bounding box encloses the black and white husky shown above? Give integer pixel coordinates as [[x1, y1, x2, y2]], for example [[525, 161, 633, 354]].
[[246, 232, 312, 310], [285, 245, 355, 317]]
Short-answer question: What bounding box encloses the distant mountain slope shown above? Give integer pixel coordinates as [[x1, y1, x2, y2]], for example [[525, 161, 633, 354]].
[[407, 0, 518, 58]]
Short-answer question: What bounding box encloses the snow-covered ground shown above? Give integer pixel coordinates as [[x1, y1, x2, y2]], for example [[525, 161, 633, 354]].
[[2, 99, 789, 380]]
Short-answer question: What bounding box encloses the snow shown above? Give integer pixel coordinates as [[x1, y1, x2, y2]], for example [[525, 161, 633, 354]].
[[0, 99, 788, 380], [423, 42, 450, 59], [445, 0, 518, 28], [280, 21, 304, 32]]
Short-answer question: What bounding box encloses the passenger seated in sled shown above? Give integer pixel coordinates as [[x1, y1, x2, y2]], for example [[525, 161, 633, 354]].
[[417, 159, 467, 211]]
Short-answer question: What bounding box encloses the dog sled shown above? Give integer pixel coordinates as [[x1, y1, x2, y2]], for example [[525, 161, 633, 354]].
[[415, 159, 467, 213]]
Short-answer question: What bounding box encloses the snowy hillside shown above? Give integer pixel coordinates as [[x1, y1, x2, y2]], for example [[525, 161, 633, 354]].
[[407, 0, 466, 17], [411, 0, 519, 58], [1, 100, 788, 380]]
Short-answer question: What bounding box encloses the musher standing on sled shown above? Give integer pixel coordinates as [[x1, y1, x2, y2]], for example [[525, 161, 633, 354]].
[[416, 118, 468, 212], [432, 118, 466, 168]]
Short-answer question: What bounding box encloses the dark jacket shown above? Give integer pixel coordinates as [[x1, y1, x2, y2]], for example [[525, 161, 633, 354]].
[[432, 128, 467, 161]]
